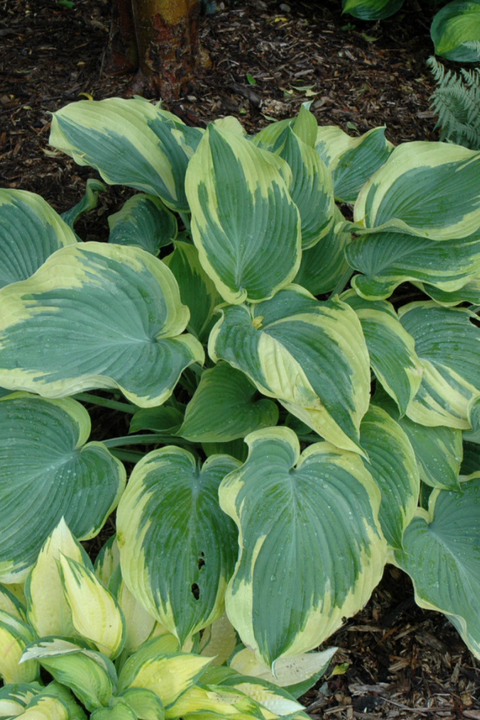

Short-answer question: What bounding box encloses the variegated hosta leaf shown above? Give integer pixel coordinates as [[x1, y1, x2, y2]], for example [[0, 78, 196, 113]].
[[417, 276, 480, 306], [113, 574, 157, 654], [117, 449, 240, 643], [0, 243, 204, 406], [162, 683, 244, 719], [292, 105, 318, 148], [431, 0, 480, 61], [340, 290, 422, 416], [179, 362, 279, 442], [354, 142, 480, 239], [315, 126, 393, 203], [342, 0, 404, 19], [346, 228, 480, 301], [0, 683, 42, 717], [211, 675, 304, 717], [3, 583, 26, 606], [59, 555, 125, 659], [23, 639, 116, 711], [44, 681, 88, 720], [108, 194, 177, 256], [0, 189, 77, 290], [213, 116, 247, 136], [219, 427, 387, 666], [25, 518, 88, 638], [253, 107, 316, 155], [61, 178, 105, 229], [399, 302, 480, 429], [209, 286, 370, 454], [294, 206, 350, 296], [118, 652, 212, 708], [395, 475, 480, 658], [375, 389, 462, 490], [90, 699, 137, 720], [0, 610, 39, 684], [229, 646, 337, 693], [117, 634, 181, 692], [252, 119, 295, 153], [275, 128, 335, 249], [359, 406, 419, 550], [0, 582, 26, 621], [198, 613, 237, 666], [164, 241, 223, 344], [19, 694, 70, 720], [120, 688, 165, 720], [94, 536, 120, 588], [185, 124, 301, 304], [50, 98, 203, 213], [469, 396, 480, 436], [0, 394, 125, 582]]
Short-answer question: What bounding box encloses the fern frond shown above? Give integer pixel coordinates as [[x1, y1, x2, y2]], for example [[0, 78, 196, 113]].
[[427, 55, 480, 150]]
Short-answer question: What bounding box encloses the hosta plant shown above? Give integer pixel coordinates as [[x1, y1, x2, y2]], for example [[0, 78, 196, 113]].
[[1, 96, 480, 684], [341, 0, 480, 63], [0, 519, 334, 718]]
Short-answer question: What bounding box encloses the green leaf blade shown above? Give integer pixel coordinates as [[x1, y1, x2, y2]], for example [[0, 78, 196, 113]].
[[186, 125, 301, 304], [117, 448, 240, 643], [179, 362, 279, 442], [219, 427, 387, 666], [0, 243, 204, 407]]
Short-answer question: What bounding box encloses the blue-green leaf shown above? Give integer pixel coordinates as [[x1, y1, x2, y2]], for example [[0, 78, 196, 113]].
[[0, 243, 204, 407], [185, 125, 301, 304], [117, 449, 240, 643], [0, 189, 77, 290], [219, 427, 387, 665], [108, 194, 177, 255], [209, 286, 370, 454], [0, 394, 125, 582]]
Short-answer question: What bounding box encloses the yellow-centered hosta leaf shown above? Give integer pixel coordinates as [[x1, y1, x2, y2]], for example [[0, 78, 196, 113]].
[[0, 610, 39, 684], [26, 518, 86, 638], [59, 555, 125, 658]]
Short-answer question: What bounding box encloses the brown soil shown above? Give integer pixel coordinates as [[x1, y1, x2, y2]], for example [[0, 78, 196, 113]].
[[1, 0, 480, 717]]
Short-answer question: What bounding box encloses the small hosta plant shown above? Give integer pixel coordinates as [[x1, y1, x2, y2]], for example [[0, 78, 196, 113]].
[[341, 0, 480, 63], [0, 520, 333, 718], [1, 96, 480, 689]]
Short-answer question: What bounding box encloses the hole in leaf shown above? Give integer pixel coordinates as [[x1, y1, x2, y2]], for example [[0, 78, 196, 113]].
[[191, 583, 200, 600], [198, 553, 205, 570]]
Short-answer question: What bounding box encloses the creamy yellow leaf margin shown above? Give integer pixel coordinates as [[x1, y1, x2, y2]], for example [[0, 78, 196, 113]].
[[354, 142, 480, 239], [219, 427, 387, 666], [185, 125, 301, 304], [0, 242, 204, 406]]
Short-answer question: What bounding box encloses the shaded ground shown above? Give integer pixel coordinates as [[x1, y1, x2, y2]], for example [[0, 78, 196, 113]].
[[2, 0, 480, 717]]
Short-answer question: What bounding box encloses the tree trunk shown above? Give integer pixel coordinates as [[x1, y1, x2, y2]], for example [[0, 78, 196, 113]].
[[105, 0, 138, 74], [107, 0, 205, 101]]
